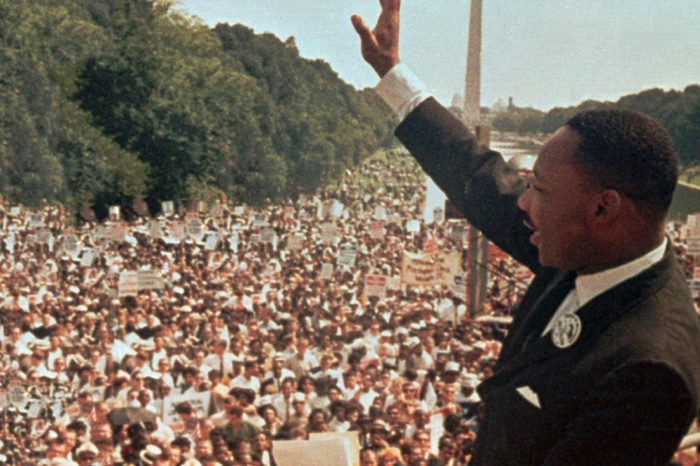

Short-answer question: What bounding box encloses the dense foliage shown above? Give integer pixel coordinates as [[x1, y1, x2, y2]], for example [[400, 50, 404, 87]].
[[492, 85, 700, 167], [0, 0, 395, 215]]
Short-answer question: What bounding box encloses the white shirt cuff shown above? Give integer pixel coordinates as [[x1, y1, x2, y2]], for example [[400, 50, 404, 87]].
[[375, 64, 433, 121]]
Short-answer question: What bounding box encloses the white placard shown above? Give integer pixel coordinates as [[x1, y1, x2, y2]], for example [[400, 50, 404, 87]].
[[321, 263, 334, 280], [337, 244, 357, 268], [118, 271, 139, 297], [162, 391, 211, 426], [162, 201, 175, 216], [365, 275, 388, 298], [687, 237, 700, 255], [309, 432, 360, 466], [373, 206, 387, 221], [433, 207, 445, 224], [330, 200, 344, 218], [406, 219, 420, 233], [273, 438, 353, 466], [287, 235, 304, 251], [320, 223, 338, 243], [109, 205, 121, 221], [205, 233, 219, 251], [81, 249, 95, 267], [137, 271, 164, 291]]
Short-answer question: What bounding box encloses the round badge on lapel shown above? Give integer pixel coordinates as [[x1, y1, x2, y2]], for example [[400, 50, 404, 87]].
[[551, 314, 582, 349]]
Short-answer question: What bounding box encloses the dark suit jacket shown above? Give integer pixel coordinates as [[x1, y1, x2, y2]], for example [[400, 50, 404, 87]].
[[395, 97, 700, 465]]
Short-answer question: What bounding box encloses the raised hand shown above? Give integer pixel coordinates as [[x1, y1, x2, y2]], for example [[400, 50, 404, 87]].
[[351, 0, 401, 77]]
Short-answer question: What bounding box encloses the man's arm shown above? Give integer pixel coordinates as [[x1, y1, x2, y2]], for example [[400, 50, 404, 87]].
[[351, 0, 401, 78], [352, 1, 538, 269]]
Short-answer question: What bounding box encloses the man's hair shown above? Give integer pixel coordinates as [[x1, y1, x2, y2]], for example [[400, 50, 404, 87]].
[[566, 109, 678, 219]]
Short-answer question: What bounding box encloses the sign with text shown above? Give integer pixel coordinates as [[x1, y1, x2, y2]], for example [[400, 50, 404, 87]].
[[320, 223, 338, 243], [138, 270, 164, 291], [287, 234, 304, 251], [162, 391, 211, 427], [161, 201, 175, 216], [321, 263, 334, 280], [365, 274, 388, 298], [337, 244, 357, 268], [118, 271, 139, 297]]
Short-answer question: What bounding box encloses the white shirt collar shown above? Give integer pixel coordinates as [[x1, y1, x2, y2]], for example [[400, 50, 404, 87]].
[[575, 238, 667, 307]]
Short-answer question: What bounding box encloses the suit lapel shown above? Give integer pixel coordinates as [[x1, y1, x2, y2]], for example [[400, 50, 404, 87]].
[[496, 270, 576, 366], [481, 249, 674, 395]]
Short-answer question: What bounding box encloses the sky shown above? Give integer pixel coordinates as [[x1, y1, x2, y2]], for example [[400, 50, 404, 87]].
[[175, 0, 700, 111]]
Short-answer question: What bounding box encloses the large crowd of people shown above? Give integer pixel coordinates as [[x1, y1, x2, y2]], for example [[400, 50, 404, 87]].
[[0, 149, 697, 466]]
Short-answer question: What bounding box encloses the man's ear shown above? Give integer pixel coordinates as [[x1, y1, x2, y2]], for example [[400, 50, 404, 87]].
[[593, 189, 622, 222]]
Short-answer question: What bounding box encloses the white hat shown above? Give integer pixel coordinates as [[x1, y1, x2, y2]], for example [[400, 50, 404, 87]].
[[444, 361, 461, 373], [75, 442, 99, 457], [139, 444, 163, 465]]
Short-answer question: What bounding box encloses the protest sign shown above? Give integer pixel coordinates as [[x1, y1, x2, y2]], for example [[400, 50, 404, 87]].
[[401, 252, 438, 287], [687, 213, 700, 228], [309, 432, 360, 466], [449, 223, 467, 242], [8, 383, 25, 407], [387, 276, 402, 291], [170, 221, 185, 241], [37, 228, 52, 244], [229, 232, 239, 252], [406, 219, 420, 233], [233, 206, 245, 216], [451, 274, 467, 300], [330, 200, 344, 218], [186, 218, 204, 239], [373, 206, 387, 221], [687, 237, 700, 255], [138, 271, 164, 291], [688, 280, 700, 298], [62, 234, 80, 256], [109, 205, 121, 221], [162, 391, 211, 426], [252, 214, 267, 227], [365, 275, 388, 298], [161, 201, 175, 216], [433, 207, 445, 224], [261, 227, 277, 243], [337, 244, 357, 268], [287, 235, 304, 251], [205, 233, 219, 251], [273, 438, 353, 466], [118, 271, 139, 297], [320, 223, 338, 243], [436, 252, 462, 286], [321, 263, 334, 280], [29, 214, 43, 227], [81, 249, 95, 267]]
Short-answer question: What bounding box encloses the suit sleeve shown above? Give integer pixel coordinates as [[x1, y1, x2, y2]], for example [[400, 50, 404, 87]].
[[542, 360, 695, 466], [395, 97, 539, 270]]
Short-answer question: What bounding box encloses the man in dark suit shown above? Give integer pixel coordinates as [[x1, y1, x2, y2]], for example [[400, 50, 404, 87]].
[[352, 1, 700, 464]]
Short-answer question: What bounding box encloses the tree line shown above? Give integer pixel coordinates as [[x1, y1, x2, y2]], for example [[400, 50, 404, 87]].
[[491, 85, 700, 168], [0, 0, 396, 217]]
